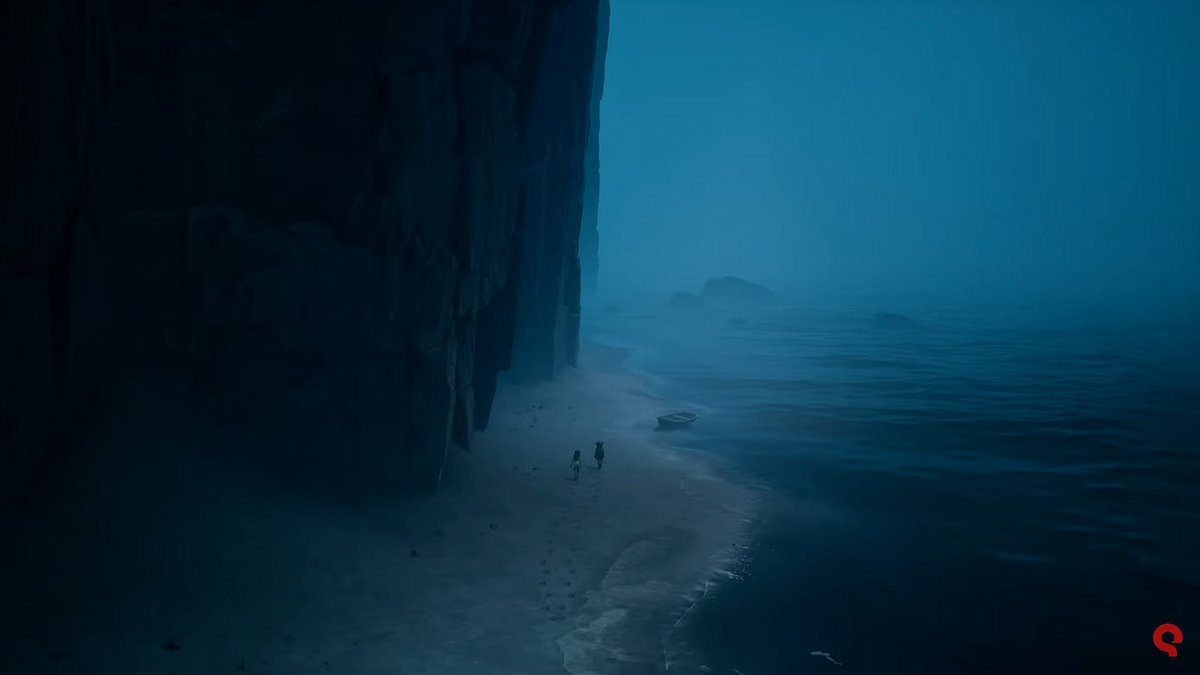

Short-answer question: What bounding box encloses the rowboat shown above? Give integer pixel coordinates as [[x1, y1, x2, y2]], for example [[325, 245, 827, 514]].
[[656, 411, 698, 430]]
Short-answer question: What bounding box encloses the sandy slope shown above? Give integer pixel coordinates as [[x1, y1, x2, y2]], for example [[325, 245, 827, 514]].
[[2, 345, 758, 675]]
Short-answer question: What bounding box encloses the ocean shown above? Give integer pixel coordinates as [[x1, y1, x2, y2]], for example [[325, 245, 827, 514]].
[[583, 294, 1199, 675]]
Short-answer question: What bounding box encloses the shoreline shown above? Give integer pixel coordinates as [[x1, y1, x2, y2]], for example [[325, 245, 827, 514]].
[[4, 342, 762, 674], [551, 343, 764, 672]]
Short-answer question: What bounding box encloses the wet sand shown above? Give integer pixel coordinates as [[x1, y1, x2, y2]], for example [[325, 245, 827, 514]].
[[2, 344, 758, 674]]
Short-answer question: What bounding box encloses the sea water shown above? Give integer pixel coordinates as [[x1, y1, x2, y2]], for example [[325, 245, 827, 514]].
[[584, 295, 1199, 675]]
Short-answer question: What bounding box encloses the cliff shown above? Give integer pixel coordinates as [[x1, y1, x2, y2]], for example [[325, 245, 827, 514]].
[[0, 0, 606, 503], [579, 0, 610, 297]]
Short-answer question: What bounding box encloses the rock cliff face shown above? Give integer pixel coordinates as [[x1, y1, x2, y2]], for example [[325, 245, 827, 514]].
[[0, 0, 606, 503], [579, 0, 610, 298]]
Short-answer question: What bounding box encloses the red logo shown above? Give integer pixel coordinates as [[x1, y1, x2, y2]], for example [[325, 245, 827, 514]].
[[1153, 623, 1183, 657]]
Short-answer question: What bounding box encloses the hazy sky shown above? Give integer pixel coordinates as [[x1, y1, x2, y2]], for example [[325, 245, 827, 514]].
[[596, 0, 1200, 307]]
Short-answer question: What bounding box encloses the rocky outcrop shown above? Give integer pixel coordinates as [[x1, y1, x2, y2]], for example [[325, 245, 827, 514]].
[[1, 0, 606, 504], [701, 276, 780, 306]]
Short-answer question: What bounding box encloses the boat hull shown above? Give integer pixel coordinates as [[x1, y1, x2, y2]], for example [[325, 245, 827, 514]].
[[656, 412, 698, 430]]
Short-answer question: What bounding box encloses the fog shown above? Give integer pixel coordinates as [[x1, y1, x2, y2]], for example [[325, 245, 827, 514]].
[[597, 0, 1200, 312]]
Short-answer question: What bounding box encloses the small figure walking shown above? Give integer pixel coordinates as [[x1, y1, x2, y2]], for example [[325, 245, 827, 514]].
[[571, 449, 582, 480], [594, 441, 605, 470]]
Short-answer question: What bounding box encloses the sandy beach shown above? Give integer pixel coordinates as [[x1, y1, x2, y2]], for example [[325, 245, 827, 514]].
[[3, 343, 759, 675]]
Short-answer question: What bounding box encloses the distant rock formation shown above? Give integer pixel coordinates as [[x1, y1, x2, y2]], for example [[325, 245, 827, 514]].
[[871, 312, 921, 329], [701, 276, 779, 306], [668, 292, 710, 311]]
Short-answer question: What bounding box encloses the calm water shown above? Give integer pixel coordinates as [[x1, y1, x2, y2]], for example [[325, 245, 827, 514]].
[[585, 296, 1199, 675]]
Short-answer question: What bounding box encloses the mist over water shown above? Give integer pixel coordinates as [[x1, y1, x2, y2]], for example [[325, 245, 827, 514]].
[[599, 0, 1200, 311], [585, 299, 1199, 673], [594, 0, 1199, 672]]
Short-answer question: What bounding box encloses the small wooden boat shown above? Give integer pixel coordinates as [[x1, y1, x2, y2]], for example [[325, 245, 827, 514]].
[[656, 411, 698, 430]]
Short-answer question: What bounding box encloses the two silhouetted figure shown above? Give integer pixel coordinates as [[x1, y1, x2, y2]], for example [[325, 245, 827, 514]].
[[570, 442, 605, 479]]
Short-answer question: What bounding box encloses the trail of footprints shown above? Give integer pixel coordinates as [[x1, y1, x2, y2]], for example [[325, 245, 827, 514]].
[[539, 468, 603, 622]]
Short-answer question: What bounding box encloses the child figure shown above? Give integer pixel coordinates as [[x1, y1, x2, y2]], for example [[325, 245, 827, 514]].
[[571, 449, 582, 480], [594, 441, 605, 469]]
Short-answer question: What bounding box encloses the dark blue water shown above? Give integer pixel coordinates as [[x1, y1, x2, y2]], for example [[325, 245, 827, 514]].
[[585, 297, 1200, 675]]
